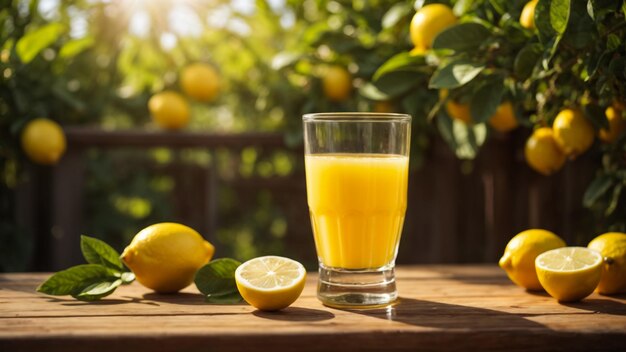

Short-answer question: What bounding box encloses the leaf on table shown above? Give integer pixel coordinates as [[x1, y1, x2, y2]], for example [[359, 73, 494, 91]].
[[80, 235, 125, 271], [121, 272, 135, 284], [205, 290, 244, 304], [37, 264, 119, 296], [194, 258, 243, 304], [73, 279, 122, 301]]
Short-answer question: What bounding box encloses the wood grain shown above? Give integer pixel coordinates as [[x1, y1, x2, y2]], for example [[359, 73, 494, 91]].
[[1, 266, 625, 351]]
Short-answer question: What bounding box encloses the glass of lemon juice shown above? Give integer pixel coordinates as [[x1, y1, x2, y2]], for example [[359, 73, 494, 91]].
[[303, 112, 411, 308]]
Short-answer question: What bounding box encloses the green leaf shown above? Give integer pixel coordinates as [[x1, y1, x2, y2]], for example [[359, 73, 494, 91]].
[[194, 258, 243, 304], [374, 71, 423, 98], [382, 3, 412, 29], [37, 264, 118, 296], [16, 23, 66, 64], [437, 112, 487, 160], [535, 0, 571, 43], [359, 82, 390, 101], [73, 279, 122, 301], [470, 77, 505, 123], [121, 272, 135, 284], [80, 235, 124, 271], [562, 0, 595, 49], [205, 290, 243, 304], [373, 52, 426, 81], [59, 36, 94, 59], [514, 44, 542, 80], [583, 174, 614, 208], [429, 59, 485, 89], [432, 23, 491, 53], [550, 0, 571, 34], [605, 183, 623, 216]]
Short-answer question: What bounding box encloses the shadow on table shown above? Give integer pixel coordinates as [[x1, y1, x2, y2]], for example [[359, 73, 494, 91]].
[[50, 296, 160, 307], [343, 297, 547, 329], [253, 307, 335, 322], [561, 298, 626, 316]]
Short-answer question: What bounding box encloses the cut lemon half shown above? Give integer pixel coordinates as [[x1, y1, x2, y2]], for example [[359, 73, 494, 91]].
[[235, 256, 306, 311], [535, 247, 603, 302]]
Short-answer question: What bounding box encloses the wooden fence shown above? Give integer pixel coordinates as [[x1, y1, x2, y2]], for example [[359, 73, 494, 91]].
[[15, 127, 597, 271]]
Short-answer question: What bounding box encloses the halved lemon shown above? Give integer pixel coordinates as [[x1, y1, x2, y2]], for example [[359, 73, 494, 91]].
[[235, 256, 306, 311], [535, 247, 603, 302]]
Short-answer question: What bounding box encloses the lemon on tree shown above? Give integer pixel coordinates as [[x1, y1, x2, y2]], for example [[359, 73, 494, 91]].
[[148, 91, 190, 130], [520, 0, 538, 29], [525, 127, 567, 175], [235, 256, 306, 311], [322, 65, 352, 102], [499, 229, 566, 290], [588, 232, 626, 295], [535, 247, 603, 302], [552, 108, 595, 157], [121, 222, 215, 293], [410, 4, 457, 50], [599, 105, 626, 143], [180, 63, 220, 102], [440, 89, 471, 124], [489, 101, 519, 133], [21, 118, 66, 165]]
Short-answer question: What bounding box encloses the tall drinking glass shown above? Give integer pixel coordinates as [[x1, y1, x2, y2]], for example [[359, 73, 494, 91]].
[[303, 112, 411, 308]]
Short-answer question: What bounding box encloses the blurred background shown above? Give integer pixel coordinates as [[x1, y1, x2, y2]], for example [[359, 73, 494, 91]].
[[1, 0, 625, 272]]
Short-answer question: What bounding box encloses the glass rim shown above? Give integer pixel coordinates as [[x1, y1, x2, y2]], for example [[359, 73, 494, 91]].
[[302, 112, 411, 122]]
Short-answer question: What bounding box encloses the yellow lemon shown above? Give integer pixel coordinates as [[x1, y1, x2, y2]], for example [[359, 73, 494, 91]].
[[409, 46, 426, 56], [525, 127, 567, 176], [535, 247, 603, 302], [148, 91, 190, 130], [553, 108, 595, 157], [489, 102, 519, 133], [235, 256, 306, 311], [180, 63, 220, 102], [322, 65, 352, 102], [121, 223, 214, 293], [520, 0, 538, 29], [440, 89, 471, 124], [499, 229, 566, 290], [588, 232, 626, 295], [21, 118, 66, 165], [599, 106, 626, 143], [410, 4, 457, 49]]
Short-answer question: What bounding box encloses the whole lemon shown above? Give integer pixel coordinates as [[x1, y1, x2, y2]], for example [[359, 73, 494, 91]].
[[148, 91, 190, 130], [499, 229, 566, 290], [553, 108, 595, 157], [121, 223, 215, 293], [525, 127, 566, 175], [180, 63, 220, 102], [440, 89, 471, 124], [21, 118, 66, 165], [322, 65, 352, 102], [520, 0, 538, 29], [588, 232, 626, 295], [598, 106, 626, 143], [489, 102, 519, 133], [410, 4, 457, 49]]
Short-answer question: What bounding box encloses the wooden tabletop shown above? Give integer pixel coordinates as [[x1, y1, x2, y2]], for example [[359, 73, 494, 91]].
[[1, 265, 625, 352]]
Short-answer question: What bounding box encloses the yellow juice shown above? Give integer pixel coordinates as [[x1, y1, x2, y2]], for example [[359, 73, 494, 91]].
[[305, 153, 409, 269]]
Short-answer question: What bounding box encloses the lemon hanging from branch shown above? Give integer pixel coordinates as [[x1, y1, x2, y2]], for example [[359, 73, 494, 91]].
[[322, 65, 352, 102], [410, 4, 457, 50], [21, 118, 66, 165], [148, 91, 190, 130], [180, 63, 221, 102]]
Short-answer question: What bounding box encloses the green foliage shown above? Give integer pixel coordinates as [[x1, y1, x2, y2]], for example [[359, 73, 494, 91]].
[[194, 258, 243, 304], [37, 235, 134, 301]]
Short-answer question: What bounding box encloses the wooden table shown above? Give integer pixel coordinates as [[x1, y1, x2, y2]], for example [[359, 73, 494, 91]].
[[1, 265, 625, 351]]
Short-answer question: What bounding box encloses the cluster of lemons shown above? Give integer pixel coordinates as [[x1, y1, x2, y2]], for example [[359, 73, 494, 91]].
[[148, 63, 220, 130], [122, 222, 305, 311], [409, 3, 626, 176], [526, 106, 625, 175], [18, 63, 221, 166], [499, 229, 626, 302]]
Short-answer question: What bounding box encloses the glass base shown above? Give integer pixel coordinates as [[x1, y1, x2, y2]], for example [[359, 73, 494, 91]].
[[317, 264, 397, 309]]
